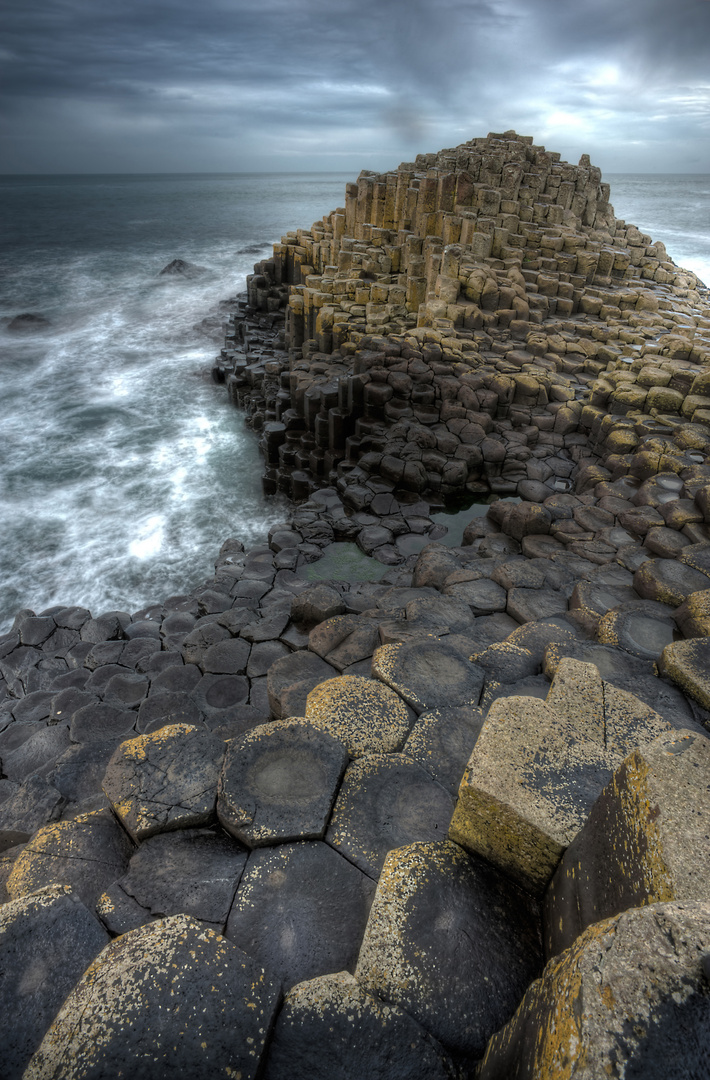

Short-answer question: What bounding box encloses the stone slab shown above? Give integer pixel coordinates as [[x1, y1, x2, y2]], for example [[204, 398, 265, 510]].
[[305, 674, 412, 757], [372, 639, 484, 714]]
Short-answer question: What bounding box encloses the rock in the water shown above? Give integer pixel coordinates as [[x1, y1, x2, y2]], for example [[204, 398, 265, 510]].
[[355, 841, 542, 1060], [102, 724, 225, 842], [24, 914, 281, 1080], [478, 900, 710, 1080], [226, 840, 375, 991], [0, 885, 109, 1080], [6, 312, 51, 332], [263, 970, 455, 1080], [158, 258, 207, 278]]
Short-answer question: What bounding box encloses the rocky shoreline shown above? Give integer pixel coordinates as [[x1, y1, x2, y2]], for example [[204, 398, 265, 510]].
[[1, 130, 710, 1078]]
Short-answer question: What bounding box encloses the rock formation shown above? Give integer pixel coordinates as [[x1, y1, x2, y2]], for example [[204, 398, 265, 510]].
[[1, 131, 710, 1077]]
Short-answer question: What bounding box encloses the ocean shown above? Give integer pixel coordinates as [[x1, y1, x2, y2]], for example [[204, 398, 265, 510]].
[[1, 172, 708, 631]]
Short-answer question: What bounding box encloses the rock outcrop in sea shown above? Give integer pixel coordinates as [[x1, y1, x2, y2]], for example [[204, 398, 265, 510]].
[[1, 130, 710, 1078]]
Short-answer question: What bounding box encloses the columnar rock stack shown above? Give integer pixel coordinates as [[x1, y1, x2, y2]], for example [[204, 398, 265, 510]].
[[2, 131, 710, 1077]]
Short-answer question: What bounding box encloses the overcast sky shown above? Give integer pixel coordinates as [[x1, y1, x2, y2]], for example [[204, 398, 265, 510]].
[[1, 0, 708, 174]]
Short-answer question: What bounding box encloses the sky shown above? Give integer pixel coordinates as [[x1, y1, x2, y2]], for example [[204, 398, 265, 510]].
[[1, 0, 709, 175]]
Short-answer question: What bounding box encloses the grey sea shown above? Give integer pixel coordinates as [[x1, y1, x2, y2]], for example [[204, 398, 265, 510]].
[[0, 170, 708, 631]]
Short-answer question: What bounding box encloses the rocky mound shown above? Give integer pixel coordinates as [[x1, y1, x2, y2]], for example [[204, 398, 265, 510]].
[[1, 131, 710, 1078]]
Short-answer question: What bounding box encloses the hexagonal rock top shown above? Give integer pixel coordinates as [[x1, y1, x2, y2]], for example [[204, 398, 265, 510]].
[[217, 719, 348, 847], [478, 900, 710, 1080], [355, 841, 542, 1060], [305, 675, 412, 757], [326, 753, 455, 879], [263, 971, 455, 1080], [6, 809, 133, 910], [226, 841, 376, 992], [372, 639, 484, 714], [23, 915, 281, 1080], [102, 724, 226, 842]]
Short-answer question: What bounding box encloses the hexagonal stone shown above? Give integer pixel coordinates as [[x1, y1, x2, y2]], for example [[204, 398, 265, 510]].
[[44, 741, 121, 808], [102, 724, 225, 842], [0, 775, 65, 853], [569, 580, 638, 633], [544, 729, 710, 958], [98, 827, 248, 935], [506, 587, 569, 623], [24, 915, 280, 1080], [478, 901, 710, 1080], [267, 651, 338, 720], [305, 675, 412, 757], [291, 584, 346, 627], [659, 636, 710, 710], [442, 577, 508, 615], [0, 885, 110, 1080], [1, 724, 71, 783], [6, 809, 133, 909], [449, 659, 670, 896], [135, 691, 203, 735], [355, 841, 542, 1060], [404, 706, 486, 796], [326, 754, 454, 879], [70, 702, 137, 743], [470, 641, 539, 684], [675, 588, 710, 637], [217, 720, 348, 847], [200, 636, 251, 675], [596, 599, 678, 661], [634, 557, 710, 606], [226, 841, 375, 992], [404, 595, 476, 633], [372, 640, 484, 714], [263, 971, 455, 1080], [102, 671, 149, 708]]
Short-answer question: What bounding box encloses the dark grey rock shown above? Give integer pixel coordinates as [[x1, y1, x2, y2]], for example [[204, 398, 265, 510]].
[[0, 885, 110, 1080], [226, 841, 375, 991], [0, 775, 65, 852], [2, 724, 71, 783], [218, 720, 348, 847], [70, 702, 137, 743], [136, 692, 203, 734], [267, 651, 338, 719]]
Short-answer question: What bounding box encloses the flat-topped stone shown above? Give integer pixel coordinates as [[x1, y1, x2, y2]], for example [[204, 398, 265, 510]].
[[659, 636, 710, 711], [24, 914, 281, 1080], [226, 841, 375, 992], [102, 724, 225, 842], [217, 719, 348, 847], [372, 639, 484, 714], [0, 885, 110, 1080], [326, 753, 454, 878], [305, 674, 412, 756], [6, 809, 132, 910], [355, 841, 542, 1060], [449, 659, 669, 895]]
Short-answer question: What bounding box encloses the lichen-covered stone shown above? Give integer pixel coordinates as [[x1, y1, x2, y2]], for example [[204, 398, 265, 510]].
[[217, 719, 348, 847], [305, 674, 412, 756], [6, 808, 133, 909], [659, 636, 710, 710], [102, 723, 225, 842], [263, 971, 455, 1080], [544, 729, 710, 957], [478, 901, 710, 1080], [24, 914, 281, 1080], [355, 841, 542, 1060]]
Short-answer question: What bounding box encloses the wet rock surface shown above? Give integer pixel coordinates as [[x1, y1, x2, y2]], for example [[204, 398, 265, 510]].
[[2, 128, 710, 1076]]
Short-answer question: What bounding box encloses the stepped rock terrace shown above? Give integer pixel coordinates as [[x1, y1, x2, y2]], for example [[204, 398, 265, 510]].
[[1, 131, 710, 1078]]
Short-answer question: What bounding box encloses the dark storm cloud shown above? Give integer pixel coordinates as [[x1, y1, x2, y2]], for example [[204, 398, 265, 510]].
[[0, 0, 708, 171]]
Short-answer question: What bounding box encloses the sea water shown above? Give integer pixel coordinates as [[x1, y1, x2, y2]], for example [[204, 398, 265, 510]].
[[1, 172, 708, 631]]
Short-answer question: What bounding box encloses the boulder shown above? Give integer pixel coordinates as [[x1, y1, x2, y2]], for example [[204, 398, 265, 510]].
[[24, 915, 280, 1080]]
